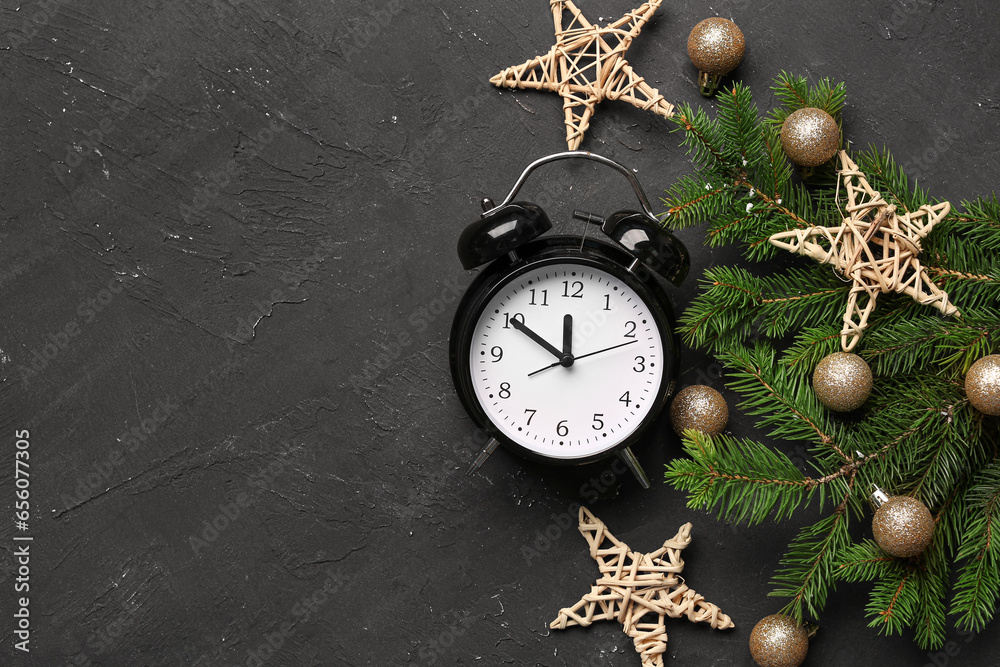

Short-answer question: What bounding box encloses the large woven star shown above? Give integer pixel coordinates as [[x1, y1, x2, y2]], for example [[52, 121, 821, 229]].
[[550, 507, 734, 667], [769, 150, 959, 352], [491, 0, 673, 150]]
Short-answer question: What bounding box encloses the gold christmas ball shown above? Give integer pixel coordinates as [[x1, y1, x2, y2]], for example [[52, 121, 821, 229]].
[[670, 385, 728, 436], [965, 354, 1000, 416], [749, 614, 809, 667], [687, 17, 745, 75], [780, 107, 840, 168], [812, 352, 872, 412], [872, 495, 935, 558]]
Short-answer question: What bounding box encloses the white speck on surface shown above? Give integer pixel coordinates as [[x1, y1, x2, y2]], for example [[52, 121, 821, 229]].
[[746, 203, 753, 213]]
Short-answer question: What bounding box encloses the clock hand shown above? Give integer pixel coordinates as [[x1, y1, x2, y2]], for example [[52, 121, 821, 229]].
[[528, 359, 566, 377], [574, 338, 638, 362], [563, 314, 573, 357], [510, 318, 564, 360], [528, 339, 638, 377]]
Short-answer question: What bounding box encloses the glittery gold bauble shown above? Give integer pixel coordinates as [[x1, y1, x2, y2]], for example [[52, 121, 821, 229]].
[[780, 108, 840, 168], [670, 385, 728, 436], [687, 18, 745, 74], [872, 495, 935, 558], [749, 614, 809, 667], [812, 352, 872, 412], [687, 18, 745, 96], [965, 354, 1000, 416]]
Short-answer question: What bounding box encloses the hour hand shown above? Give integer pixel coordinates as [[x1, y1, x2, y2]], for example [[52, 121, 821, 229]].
[[510, 318, 562, 360]]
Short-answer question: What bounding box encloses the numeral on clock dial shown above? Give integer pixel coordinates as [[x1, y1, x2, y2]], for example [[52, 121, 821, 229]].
[[502, 312, 525, 329], [562, 280, 583, 298]]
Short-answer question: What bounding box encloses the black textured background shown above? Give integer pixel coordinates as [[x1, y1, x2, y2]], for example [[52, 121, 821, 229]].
[[2, 0, 999, 665]]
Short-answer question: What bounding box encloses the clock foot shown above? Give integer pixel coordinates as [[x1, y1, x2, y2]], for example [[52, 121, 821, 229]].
[[618, 447, 651, 489], [467, 437, 500, 476]]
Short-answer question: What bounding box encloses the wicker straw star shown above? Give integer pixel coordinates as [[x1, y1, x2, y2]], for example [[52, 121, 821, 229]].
[[769, 150, 959, 352], [550, 507, 734, 667], [491, 0, 674, 150]]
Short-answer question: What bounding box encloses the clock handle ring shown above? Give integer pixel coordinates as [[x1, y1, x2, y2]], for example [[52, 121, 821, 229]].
[[484, 151, 661, 225]]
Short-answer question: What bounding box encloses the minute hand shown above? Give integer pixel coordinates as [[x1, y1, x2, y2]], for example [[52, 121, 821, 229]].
[[528, 339, 637, 377], [570, 339, 638, 362]]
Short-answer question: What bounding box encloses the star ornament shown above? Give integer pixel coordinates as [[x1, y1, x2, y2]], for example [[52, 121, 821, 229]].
[[550, 507, 734, 667], [491, 0, 674, 150], [769, 150, 959, 352]]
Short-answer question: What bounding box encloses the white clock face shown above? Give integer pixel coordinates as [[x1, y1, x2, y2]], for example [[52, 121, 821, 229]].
[[469, 261, 665, 460]]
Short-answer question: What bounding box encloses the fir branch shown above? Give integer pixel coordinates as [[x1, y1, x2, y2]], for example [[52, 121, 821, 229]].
[[716, 83, 763, 167], [662, 73, 1000, 648], [706, 212, 755, 244], [664, 431, 814, 524], [931, 482, 969, 558], [843, 542, 949, 649], [671, 102, 732, 171], [953, 194, 1000, 240], [810, 76, 848, 118], [754, 125, 789, 199], [781, 326, 843, 369], [951, 461, 1000, 632], [861, 315, 1000, 377], [770, 71, 811, 113], [914, 547, 949, 649], [866, 569, 917, 636], [679, 267, 852, 354], [838, 540, 902, 583], [927, 267, 995, 282], [927, 210, 1000, 264], [677, 266, 760, 348], [748, 182, 816, 230], [771, 508, 852, 621], [718, 344, 847, 459], [661, 175, 737, 229]]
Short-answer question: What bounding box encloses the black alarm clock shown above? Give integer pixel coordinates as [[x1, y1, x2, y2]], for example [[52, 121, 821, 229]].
[[449, 151, 689, 488]]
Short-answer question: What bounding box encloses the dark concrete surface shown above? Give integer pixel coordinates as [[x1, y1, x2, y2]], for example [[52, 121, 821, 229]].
[[1, 0, 998, 665]]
